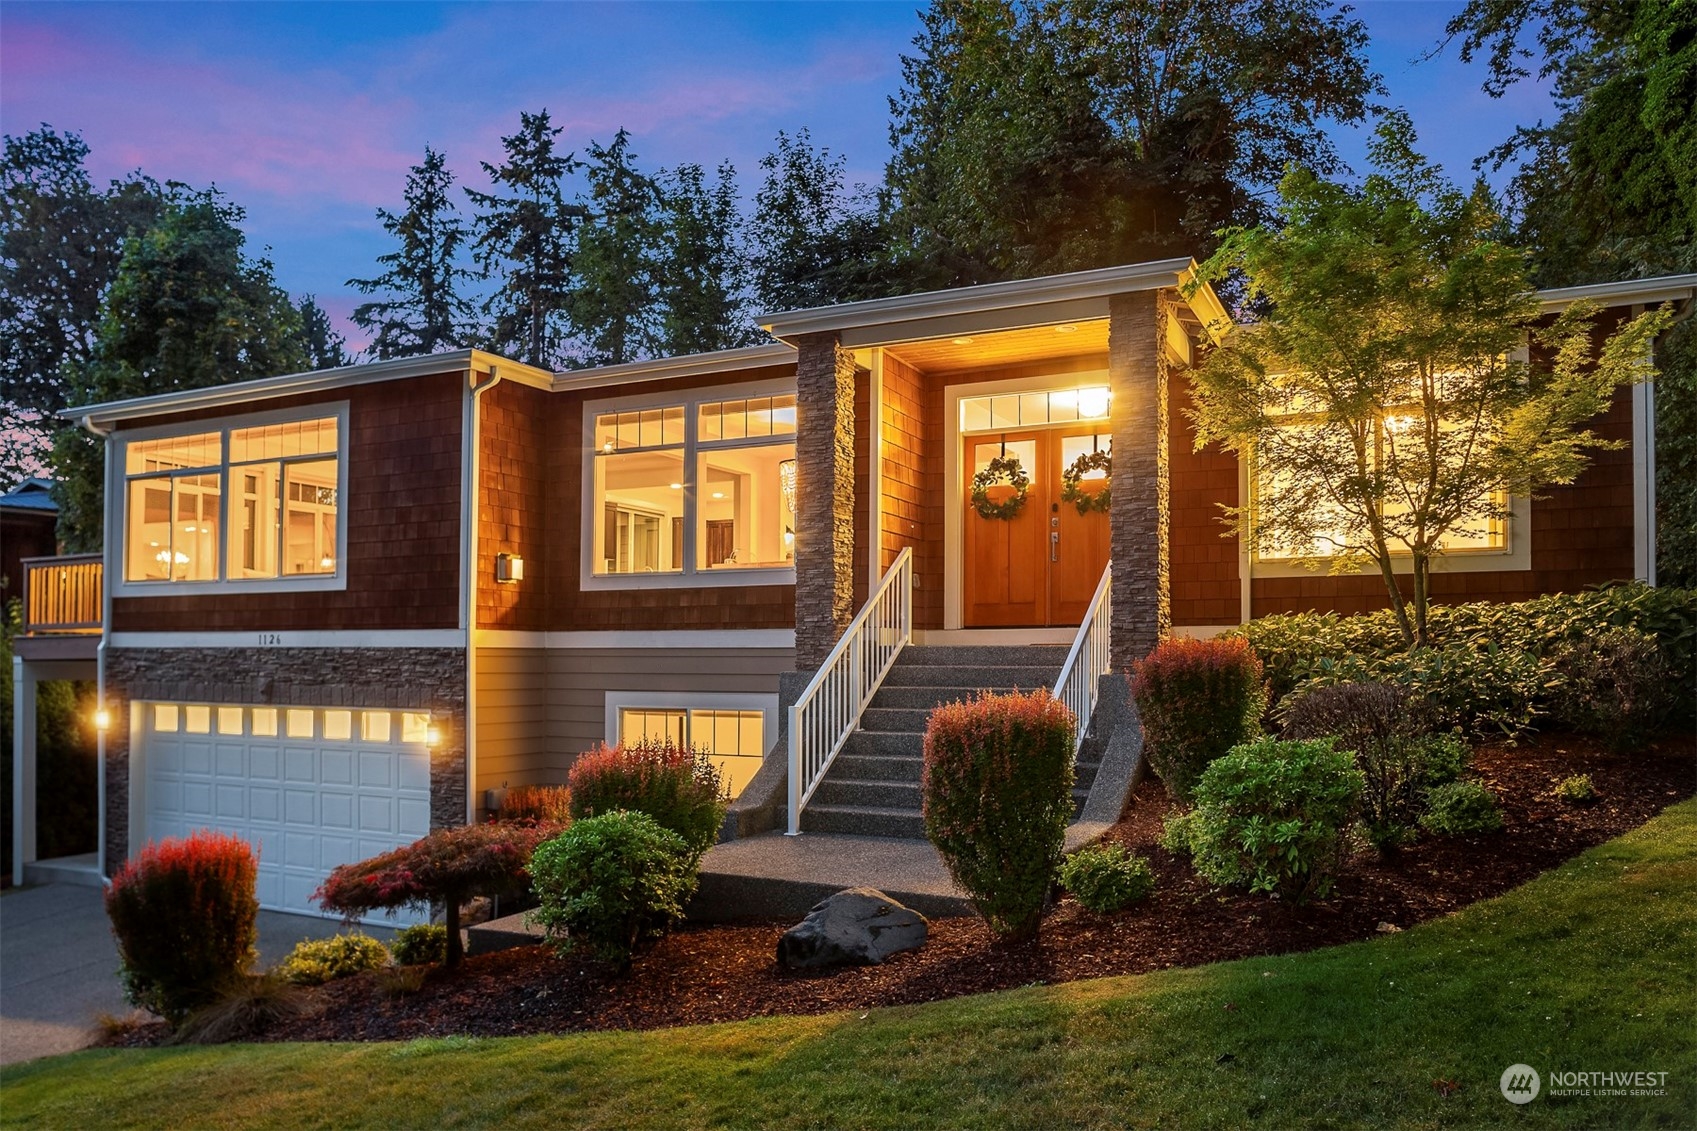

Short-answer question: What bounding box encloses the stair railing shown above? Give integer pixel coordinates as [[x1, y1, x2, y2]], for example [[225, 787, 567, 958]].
[[788, 547, 913, 835], [1052, 561, 1112, 757]]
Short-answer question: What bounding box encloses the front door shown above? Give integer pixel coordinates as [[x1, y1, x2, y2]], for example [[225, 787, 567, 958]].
[[963, 427, 1111, 627]]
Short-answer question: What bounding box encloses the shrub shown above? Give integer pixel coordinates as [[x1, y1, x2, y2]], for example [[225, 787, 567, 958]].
[[1285, 645, 1547, 741], [1421, 780, 1503, 835], [172, 974, 305, 1045], [500, 784, 573, 825], [1555, 774, 1600, 805], [376, 965, 428, 998], [390, 923, 449, 967], [1183, 737, 1365, 901], [567, 738, 727, 862], [1279, 680, 1421, 749], [1353, 733, 1470, 852], [1159, 811, 1196, 857], [1058, 844, 1155, 912], [274, 934, 390, 986], [1549, 627, 1672, 750], [104, 831, 259, 1025], [529, 811, 694, 970], [1130, 636, 1267, 802], [922, 690, 1076, 942], [315, 821, 558, 968]]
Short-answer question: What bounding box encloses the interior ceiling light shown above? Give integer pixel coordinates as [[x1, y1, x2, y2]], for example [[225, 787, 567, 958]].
[[952, 337, 974, 345], [711, 491, 726, 499], [669, 482, 682, 490], [1055, 324, 1079, 334]]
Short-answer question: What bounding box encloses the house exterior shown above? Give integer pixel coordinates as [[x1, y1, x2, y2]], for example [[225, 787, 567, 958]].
[[11, 260, 1693, 914]]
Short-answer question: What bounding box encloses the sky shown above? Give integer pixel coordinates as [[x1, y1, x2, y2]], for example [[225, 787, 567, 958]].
[[2, 1, 1558, 353]]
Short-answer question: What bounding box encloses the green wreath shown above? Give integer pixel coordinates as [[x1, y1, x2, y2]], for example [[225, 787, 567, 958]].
[[970, 455, 1031, 520], [1060, 449, 1112, 515]]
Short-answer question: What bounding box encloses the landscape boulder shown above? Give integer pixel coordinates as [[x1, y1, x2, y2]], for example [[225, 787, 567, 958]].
[[776, 887, 929, 970]]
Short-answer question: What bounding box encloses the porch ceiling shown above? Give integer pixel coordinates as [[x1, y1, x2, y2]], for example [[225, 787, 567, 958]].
[[882, 319, 1109, 376]]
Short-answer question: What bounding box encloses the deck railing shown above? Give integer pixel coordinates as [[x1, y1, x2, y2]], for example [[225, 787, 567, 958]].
[[787, 547, 913, 835], [1052, 561, 1112, 756], [22, 554, 103, 634]]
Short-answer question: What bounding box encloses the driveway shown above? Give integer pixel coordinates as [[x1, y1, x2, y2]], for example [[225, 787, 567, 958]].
[[1, 883, 397, 1068]]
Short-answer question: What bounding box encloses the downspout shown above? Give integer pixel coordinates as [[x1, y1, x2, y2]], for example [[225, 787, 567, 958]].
[[1641, 294, 1697, 584], [462, 365, 504, 824], [80, 414, 114, 881]]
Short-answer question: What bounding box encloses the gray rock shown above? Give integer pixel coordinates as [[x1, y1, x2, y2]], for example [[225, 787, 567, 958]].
[[776, 887, 929, 970]]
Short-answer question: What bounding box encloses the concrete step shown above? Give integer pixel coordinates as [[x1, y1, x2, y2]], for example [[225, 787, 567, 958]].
[[896, 644, 1070, 668], [829, 751, 925, 783], [811, 777, 922, 809], [839, 730, 925, 758], [869, 685, 1010, 710], [800, 803, 927, 839], [860, 706, 933, 733], [881, 664, 1061, 689]]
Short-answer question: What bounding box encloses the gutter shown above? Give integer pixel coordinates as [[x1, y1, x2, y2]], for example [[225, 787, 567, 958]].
[[80, 414, 113, 881], [461, 366, 504, 824]]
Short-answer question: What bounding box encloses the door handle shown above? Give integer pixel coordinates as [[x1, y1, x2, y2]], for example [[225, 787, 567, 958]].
[[1051, 531, 1059, 562]]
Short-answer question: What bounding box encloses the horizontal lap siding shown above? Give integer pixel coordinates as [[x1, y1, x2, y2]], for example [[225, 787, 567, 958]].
[[1169, 371, 1242, 625], [112, 372, 465, 632], [548, 367, 797, 632], [474, 646, 549, 795], [477, 381, 549, 632]]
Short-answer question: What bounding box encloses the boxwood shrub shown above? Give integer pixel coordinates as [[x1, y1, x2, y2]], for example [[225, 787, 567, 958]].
[[922, 690, 1075, 942], [1058, 844, 1155, 913], [390, 923, 449, 967], [1421, 780, 1504, 835], [1130, 636, 1267, 802], [275, 934, 390, 986]]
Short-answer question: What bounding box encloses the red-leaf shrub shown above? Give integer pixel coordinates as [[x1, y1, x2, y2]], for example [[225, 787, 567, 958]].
[[104, 831, 259, 1025], [499, 784, 573, 825], [314, 822, 557, 967], [567, 738, 727, 862], [922, 690, 1075, 943], [1131, 636, 1267, 802]]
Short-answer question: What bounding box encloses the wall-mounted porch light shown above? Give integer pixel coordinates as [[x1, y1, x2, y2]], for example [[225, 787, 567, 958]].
[[494, 552, 524, 583], [94, 707, 112, 731], [425, 720, 443, 747], [1077, 386, 1110, 419]]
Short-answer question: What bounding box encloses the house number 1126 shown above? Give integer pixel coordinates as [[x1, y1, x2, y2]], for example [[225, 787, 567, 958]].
[[257, 633, 283, 646]]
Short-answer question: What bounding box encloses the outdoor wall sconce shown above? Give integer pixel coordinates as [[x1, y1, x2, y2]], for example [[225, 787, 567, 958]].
[[94, 707, 111, 731], [425, 721, 443, 747], [495, 552, 524, 583]]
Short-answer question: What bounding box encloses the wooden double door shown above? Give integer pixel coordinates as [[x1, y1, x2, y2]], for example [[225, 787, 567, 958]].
[[963, 427, 1111, 627]]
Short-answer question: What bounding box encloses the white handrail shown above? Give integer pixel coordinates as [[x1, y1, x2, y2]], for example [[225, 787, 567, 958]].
[[787, 547, 913, 835], [1052, 562, 1112, 757]]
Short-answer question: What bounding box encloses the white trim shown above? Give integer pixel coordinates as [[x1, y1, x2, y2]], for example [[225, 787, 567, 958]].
[[759, 258, 1196, 339], [868, 349, 885, 596], [476, 628, 796, 650], [942, 369, 1110, 630], [913, 628, 1075, 646], [602, 690, 779, 752], [111, 401, 351, 599], [578, 377, 799, 592], [1633, 313, 1657, 584], [108, 630, 466, 650], [69, 350, 555, 428], [550, 343, 795, 392], [1248, 492, 1533, 578], [1535, 273, 1697, 312]]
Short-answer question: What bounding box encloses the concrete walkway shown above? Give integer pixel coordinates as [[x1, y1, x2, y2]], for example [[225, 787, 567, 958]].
[[0, 883, 397, 1068]]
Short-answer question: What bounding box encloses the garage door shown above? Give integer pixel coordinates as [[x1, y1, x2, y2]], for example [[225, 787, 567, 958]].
[[140, 703, 433, 917]]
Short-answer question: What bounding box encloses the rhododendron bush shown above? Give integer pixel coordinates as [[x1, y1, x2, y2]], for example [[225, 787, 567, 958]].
[[314, 821, 557, 966]]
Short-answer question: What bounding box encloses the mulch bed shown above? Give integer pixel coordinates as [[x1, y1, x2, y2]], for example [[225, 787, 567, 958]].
[[106, 731, 1694, 1048]]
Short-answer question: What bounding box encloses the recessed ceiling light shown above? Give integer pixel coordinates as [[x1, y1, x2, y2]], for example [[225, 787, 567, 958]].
[[1055, 324, 1078, 334], [669, 482, 682, 490], [711, 491, 726, 499], [952, 336, 974, 345]]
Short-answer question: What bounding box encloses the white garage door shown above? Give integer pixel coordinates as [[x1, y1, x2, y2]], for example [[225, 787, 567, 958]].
[[140, 703, 433, 917]]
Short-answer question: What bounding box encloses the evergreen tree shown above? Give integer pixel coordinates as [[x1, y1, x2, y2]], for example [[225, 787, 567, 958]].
[[296, 295, 350, 370], [466, 110, 583, 370], [749, 129, 885, 313], [568, 130, 661, 367], [885, 0, 1379, 288], [348, 147, 474, 359], [52, 188, 309, 549], [653, 161, 758, 355]]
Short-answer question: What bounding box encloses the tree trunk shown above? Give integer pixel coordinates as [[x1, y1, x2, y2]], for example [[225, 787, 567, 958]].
[[1370, 544, 1415, 647], [444, 897, 464, 968], [1411, 553, 1432, 648]]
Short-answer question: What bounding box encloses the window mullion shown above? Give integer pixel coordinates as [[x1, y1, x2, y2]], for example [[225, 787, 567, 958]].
[[682, 402, 700, 577]]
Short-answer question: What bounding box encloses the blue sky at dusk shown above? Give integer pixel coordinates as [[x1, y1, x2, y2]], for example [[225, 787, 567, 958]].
[[2, 1, 1557, 352]]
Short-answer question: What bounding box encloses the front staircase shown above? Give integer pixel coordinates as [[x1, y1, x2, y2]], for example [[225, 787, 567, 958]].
[[798, 644, 1103, 838]]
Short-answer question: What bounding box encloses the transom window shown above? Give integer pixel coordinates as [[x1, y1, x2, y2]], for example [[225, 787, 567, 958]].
[[121, 407, 347, 588], [588, 388, 797, 582], [959, 386, 1111, 432], [617, 706, 766, 799]]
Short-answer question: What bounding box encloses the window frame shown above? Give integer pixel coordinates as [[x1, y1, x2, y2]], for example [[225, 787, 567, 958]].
[[579, 379, 798, 590], [111, 401, 351, 597]]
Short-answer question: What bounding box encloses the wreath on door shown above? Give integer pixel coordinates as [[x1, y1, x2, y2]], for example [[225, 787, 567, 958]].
[[970, 455, 1031, 520], [1060, 449, 1112, 515]]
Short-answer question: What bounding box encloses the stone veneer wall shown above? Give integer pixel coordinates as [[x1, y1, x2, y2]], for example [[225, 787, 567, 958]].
[[101, 647, 467, 875], [794, 332, 859, 668], [1109, 289, 1171, 669]]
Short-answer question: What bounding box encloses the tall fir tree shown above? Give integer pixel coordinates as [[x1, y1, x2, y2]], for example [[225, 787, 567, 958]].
[[568, 130, 661, 367], [749, 129, 885, 313], [348, 147, 474, 359], [466, 110, 583, 370], [653, 161, 758, 355], [52, 188, 309, 549], [296, 295, 350, 369]]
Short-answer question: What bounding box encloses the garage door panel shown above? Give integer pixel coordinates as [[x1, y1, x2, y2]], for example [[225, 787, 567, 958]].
[[283, 830, 318, 869], [399, 755, 429, 792], [250, 786, 281, 822], [215, 784, 247, 819], [182, 782, 213, 818], [399, 798, 430, 838], [248, 744, 281, 780], [320, 791, 355, 830], [322, 749, 354, 786], [284, 747, 315, 782], [215, 744, 245, 776], [318, 834, 357, 869], [181, 740, 213, 776]]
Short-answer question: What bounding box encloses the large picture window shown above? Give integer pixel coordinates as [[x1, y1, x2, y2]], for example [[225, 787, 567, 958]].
[[120, 408, 346, 589], [588, 388, 796, 584], [617, 705, 766, 800]]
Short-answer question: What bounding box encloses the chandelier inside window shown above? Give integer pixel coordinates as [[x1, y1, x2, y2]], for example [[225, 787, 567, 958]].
[[779, 458, 797, 515]]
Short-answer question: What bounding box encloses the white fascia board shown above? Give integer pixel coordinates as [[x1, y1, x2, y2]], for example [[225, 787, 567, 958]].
[[548, 343, 797, 393], [67, 350, 553, 428], [757, 258, 1198, 341], [1536, 274, 1697, 312]]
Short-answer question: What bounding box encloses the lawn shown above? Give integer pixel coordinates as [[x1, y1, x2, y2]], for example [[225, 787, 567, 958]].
[[5, 799, 1694, 1130]]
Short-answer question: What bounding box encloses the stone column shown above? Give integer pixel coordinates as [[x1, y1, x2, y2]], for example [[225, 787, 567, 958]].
[[794, 332, 858, 669], [1109, 290, 1171, 670]]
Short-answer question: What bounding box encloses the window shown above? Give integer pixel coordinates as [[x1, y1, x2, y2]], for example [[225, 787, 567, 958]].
[[587, 387, 796, 583], [120, 408, 345, 589], [959, 386, 1111, 432], [617, 706, 766, 800]]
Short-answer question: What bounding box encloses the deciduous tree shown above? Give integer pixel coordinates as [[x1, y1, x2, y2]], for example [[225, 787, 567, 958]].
[[750, 129, 884, 313]]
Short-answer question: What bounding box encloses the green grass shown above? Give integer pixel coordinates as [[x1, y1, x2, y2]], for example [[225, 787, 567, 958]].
[[6, 802, 1696, 1130]]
